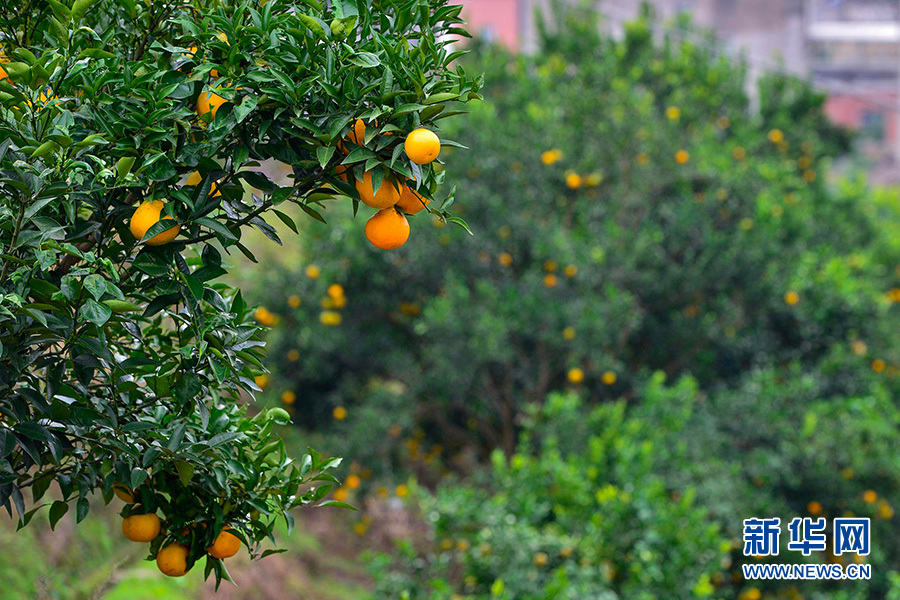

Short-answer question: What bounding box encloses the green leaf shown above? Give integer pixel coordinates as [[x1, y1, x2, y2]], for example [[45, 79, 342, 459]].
[[183, 274, 204, 303], [76, 496, 89, 523], [83, 274, 107, 301], [316, 500, 358, 510], [316, 145, 336, 169], [48, 500, 68, 530], [130, 468, 149, 490], [46, 0, 71, 22], [77, 48, 116, 60], [80, 299, 112, 326], [234, 94, 258, 123], [174, 460, 194, 486], [423, 92, 459, 104], [71, 0, 98, 23], [347, 51, 380, 68], [195, 217, 238, 241]]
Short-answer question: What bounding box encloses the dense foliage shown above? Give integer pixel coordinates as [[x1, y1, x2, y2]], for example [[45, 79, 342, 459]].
[[243, 4, 900, 598], [0, 0, 477, 585]]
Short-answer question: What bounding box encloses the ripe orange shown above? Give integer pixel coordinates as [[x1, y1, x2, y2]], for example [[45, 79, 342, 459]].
[[365, 207, 410, 250], [601, 371, 617, 385], [338, 118, 368, 153], [675, 150, 689, 164], [122, 513, 162, 542], [348, 118, 366, 145], [0, 64, 7, 81], [565, 173, 582, 190], [113, 484, 136, 503], [197, 90, 227, 120], [327, 284, 345, 299], [186, 171, 221, 196], [396, 184, 430, 214], [130, 200, 181, 245], [157, 542, 191, 577], [404, 128, 440, 165], [355, 171, 401, 209], [281, 390, 296, 405], [208, 526, 242, 559], [567, 368, 584, 384]]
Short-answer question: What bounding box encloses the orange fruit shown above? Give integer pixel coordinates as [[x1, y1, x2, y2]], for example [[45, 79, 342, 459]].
[[157, 542, 191, 577], [130, 200, 181, 245], [113, 484, 136, 503], [186, 171, 221, 196], [567, 368, 584, 384], [208, 526, 242, 559], [348, 118, 367, 145], [197, 90, 227, 120], [338, 118, 368, 153], [355, 171, 401, 209], [327, 284, 345, 299], [404, 128, 440, 165], [675, 150, 689, 164], [0, 64, 7, 81], [396, 184, 430, 214], [122, 513, 162, 543], [365, 207, 410, 250]]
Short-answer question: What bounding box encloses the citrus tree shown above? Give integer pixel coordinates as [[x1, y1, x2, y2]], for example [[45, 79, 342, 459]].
[[0, 0, 478, 585]]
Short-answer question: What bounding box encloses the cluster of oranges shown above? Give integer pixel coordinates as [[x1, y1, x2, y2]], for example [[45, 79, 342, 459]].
[[127, 96, 443, 252], [336, 120, 441, 250], [113, 484, 242, 577], [320, 282, 346, 326], [806, 490, 894, 521], [567, 368, 617, 386], [541, 259, 577, 288], [540, 149, 601, 189]]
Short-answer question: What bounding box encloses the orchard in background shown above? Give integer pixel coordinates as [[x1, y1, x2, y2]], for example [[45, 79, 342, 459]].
[[246, 4, 900, 598], [0, 0, 478, 586]]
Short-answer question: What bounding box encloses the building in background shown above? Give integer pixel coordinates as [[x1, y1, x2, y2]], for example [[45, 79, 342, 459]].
[[457, 0, 900, 181]]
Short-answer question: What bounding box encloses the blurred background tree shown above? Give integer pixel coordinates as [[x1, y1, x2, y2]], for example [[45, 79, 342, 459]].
[[242, 3, 900, 598]]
